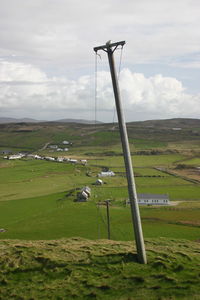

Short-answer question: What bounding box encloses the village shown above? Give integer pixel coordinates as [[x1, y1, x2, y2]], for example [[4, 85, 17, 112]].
[[2, 137, 171, 206]]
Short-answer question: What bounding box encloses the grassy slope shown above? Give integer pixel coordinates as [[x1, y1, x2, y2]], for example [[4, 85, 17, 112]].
[[0, 237, 200, 300]]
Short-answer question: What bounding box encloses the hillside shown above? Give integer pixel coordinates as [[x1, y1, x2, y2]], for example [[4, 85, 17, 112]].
[[0, 237, 200, 300], [0, 117, 101, 124], [0, 118, 199, 152]]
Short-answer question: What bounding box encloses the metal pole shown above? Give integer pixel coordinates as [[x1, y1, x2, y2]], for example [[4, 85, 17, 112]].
[[94, 41, 147, 264], [105, 200, 111, 239]]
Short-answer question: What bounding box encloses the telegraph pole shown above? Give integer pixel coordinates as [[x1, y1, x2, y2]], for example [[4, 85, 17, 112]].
[[105, 200, 111, 240], [94, 41, 147, 264]]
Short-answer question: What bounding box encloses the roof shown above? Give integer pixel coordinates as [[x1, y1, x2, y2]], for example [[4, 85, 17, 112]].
[[138, 193, 169, 200]]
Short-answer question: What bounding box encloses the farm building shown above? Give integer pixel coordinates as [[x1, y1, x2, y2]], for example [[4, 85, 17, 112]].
[[95, 179, 103, 185], [62, 140, 70, 145], [8, 153, 25, 160], [45, 156, 55, 161], [0, 149, 12, 155], [126, 194, 170, 205], [76, 186, 91, 202], [57, 157, 64, 162], [98, 171, 115, 177], [68, 159, 77, 164]]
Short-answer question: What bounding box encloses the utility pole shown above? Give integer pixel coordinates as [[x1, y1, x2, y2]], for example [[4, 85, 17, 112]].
[[94, 41, 147, 264], [105, 200, 111, 239]]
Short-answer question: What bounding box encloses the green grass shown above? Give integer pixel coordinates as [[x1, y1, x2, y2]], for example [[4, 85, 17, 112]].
[[0, 191, 200, 241], [90, 154, 187, 168], [182, 157, 200, 165], [0, 159, 92, 201], [0, 237, 200, 300]]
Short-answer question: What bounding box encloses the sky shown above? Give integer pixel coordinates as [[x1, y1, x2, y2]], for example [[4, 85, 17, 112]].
[[0, 0, 200, 122]]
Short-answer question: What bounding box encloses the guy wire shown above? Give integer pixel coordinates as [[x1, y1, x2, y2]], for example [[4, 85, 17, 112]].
[[112, 46, 124, 125]]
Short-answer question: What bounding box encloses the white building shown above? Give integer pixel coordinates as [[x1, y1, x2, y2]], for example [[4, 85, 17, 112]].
[[127, 193, 170, 205], [8, 154, 25, 160], [57, 157, 64, 162], [49, 145, 58, 149], [68, 159, 77, 164], [45, 156, 55, 161], [98, 171, 115, 177], [95, 179, 103, 185]]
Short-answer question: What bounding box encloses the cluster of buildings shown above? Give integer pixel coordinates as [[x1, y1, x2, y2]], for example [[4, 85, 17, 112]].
[[48, 140, 72, 152], [3, 153, 87, 165], [76, 186, 91, 202]]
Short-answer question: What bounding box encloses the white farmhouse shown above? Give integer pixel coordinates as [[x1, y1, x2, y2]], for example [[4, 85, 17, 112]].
[[57, 157, 64, 162], [68, 159, 77, 164], [45, 156, 55, 161], [80, 159, 87, 165], [8, 154, 25, 160], [98, 171, 115, 177]]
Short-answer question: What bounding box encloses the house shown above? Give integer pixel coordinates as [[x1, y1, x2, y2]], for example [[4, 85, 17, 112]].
[[172, 128, 182, 131], [95, 179, 103, 185], [68, 159, 77, 164], [63, 148, 69, 151], [45, 156, 55, 161], [34, 154, 42, 159], [126, 193, 170, 205], [56, 148, 63, 151], [8, 153, 25, 160], [57, 157, 64, 162], [98, 171, 115, 177], [49, 145, 58, 149], [62, 140, 70, 145], [76, 186, 91, 202], [0, 149, 12, 155], [80, 159, 87, 165]]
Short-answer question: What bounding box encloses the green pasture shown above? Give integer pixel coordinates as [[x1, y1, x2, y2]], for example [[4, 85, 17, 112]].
[[182, 157, 200, 165], [0, 158, 93, 201], [92, 184, 200, 201], [90, 154, 187, 168], [0, 153, 199, 203], [0, 191, 200, 241]]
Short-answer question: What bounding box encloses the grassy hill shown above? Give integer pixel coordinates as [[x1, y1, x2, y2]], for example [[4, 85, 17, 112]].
[[0, 118, 199, 152], [0, 237, 200, 300]]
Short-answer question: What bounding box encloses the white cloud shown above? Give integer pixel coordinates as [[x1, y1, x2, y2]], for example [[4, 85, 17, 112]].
[[0, 60, 199, 121], [0, 0, 200, 71]]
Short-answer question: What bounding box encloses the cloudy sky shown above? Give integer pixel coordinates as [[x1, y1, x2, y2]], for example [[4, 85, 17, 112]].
[[0, 0, 200, 122]]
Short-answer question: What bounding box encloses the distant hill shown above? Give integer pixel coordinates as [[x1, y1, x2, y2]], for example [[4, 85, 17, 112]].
[[0, 117, 102, 124], [129, 118, 200, 129], [0, 117, 45, 124], [53, 118, 103, 124]]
